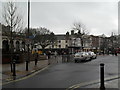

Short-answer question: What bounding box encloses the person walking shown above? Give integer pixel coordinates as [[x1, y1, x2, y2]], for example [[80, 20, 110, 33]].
[[115, 51, 117, 56], [62, 51, 67, 63], [67, 52, 70, 62], [47, 51, 51, 65], [62, 51, 64, 63], [54, 51, 58, 63], [47, 51, 51, 59], [34, 50, 38, 66]]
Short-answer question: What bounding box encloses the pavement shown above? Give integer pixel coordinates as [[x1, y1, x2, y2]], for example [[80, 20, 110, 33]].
[[1, 54, 119, 89], [1, 55, 59, 85], [84, 78, 119, 88], [69, 76, 119, 89]]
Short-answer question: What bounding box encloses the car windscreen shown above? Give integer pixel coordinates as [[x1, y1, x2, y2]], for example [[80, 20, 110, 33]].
[[75, 53, 82, 56]]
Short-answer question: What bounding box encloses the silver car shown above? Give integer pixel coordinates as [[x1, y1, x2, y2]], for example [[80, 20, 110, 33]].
[[88, 51, 97, 59], [74, 52, 86, 63], [85, 52, 92, 61]]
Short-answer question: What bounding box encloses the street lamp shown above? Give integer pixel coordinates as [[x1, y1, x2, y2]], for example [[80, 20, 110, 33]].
[[26, 0, 30, 71]]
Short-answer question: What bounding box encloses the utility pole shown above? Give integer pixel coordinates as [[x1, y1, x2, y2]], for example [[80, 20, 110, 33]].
[[26, 0, 30, 71]]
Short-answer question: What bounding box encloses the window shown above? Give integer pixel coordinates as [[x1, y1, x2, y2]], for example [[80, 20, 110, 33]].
[[2, 40, 9, 52], [52, 45, 54, 48], [58, 40, 61, 43], [59, 45, 61, 48], [66, 45, 68, 48], [16, 41, 20, 51], [66, 40, 68, 43]]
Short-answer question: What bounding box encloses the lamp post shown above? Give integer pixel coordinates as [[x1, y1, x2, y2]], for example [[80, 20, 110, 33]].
[[10, 17, 13, 72], [26, 0, 30, 71]]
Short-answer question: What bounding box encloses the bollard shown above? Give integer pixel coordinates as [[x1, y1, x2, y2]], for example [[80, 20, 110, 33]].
[[12, 59, 16, 76], [100, 63, 105, 89], [26, 61, 29, 71], [35, 58, 37, 66], [10, 62, 13, 72]]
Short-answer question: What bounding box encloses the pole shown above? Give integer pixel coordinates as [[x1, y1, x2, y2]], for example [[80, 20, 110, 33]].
[[26, 0, 30, 71], [12, 59, 16, 76], [10, 40, 13, 72], [10, 13, 13, 72], [100, 63, 105, 90]]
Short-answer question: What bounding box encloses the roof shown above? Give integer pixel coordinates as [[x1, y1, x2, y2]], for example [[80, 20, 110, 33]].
[[55, 35, 66, 40]]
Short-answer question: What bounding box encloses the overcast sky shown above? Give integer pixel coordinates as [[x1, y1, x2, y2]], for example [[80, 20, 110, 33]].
[[1, 0, 118, 36]]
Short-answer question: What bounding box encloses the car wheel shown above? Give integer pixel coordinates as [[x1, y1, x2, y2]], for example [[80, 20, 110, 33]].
[[85, 57, 87, 61], [90, 57, 92, 61], [75, 60, 77, 63]]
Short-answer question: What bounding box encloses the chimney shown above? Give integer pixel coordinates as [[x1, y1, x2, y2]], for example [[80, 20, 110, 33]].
[[71, 30, 74, 35]]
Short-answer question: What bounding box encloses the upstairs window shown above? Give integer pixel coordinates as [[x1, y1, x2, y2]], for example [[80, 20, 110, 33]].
[[58, 40, 61, 43], [59, 45, 61, 48]]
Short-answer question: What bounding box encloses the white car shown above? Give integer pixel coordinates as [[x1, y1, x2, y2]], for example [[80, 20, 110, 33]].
[[85, 52, 92, 61], [74, 52, 86, 63], [88, 51, 97, 59]]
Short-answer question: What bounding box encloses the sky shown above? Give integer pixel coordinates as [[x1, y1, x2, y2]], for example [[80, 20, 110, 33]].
[[1, 0, 119, 36]]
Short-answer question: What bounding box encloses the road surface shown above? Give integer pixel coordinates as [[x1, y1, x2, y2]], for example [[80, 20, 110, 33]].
[[3, 55, 118, 88]]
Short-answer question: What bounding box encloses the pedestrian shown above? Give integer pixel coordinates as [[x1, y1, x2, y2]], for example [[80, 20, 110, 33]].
[[47, 51, 51, 65], [47, 51, 51, 59], [62, 51, 67, 63], [115, 51, 117, 56], [64, 52, 67, 62], [102, 51, 104, 56], [34, 50, 38, 66], [62, 51, 64, 63], [67, 52, 70, 62], [54, 51, 58, 63], [54, 51, 57, 58]]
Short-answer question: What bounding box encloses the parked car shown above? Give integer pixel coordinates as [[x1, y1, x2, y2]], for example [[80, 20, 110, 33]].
[[74, 52, 86, 63], [88, 51, 97, 59], [85, 52, 91, 61]]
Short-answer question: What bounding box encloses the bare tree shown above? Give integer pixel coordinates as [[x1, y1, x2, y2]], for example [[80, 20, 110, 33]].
[[72, 22, 89, 49], [2, 1, 24, 51], [33, 27, 56, 51], [2, 1, 24, 72], [36, 27, 51, 35], [3, 1, 23, 36], [73, 22, 89, 35]]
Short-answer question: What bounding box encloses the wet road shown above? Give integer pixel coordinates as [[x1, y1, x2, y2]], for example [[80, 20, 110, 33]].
[[3, 55, 118, 88]]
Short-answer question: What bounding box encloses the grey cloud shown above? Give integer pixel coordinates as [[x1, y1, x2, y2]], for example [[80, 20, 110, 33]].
[[1, 2, 118, 36]]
